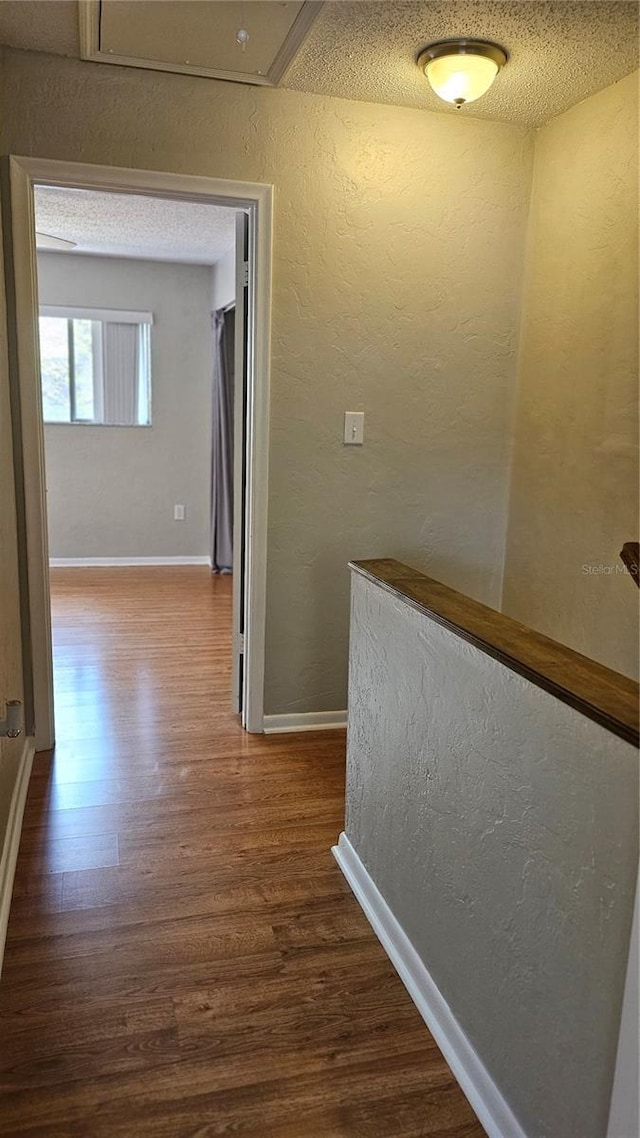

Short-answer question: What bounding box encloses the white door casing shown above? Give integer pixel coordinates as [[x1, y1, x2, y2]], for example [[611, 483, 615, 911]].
[[1, 157, 53, 750], [0, 197, 24, 738], [231, 211, 249, 718], [4, 156, 273, 740], [0, 181, 36, 970]]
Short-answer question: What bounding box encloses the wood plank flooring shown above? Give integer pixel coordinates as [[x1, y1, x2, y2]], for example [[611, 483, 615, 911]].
[[0, 568, 484, 1137]]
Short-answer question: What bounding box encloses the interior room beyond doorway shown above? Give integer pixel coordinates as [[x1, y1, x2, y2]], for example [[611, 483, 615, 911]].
[[33, 184, 243, 756]]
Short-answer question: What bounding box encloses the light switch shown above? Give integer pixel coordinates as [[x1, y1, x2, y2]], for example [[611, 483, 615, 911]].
[[174, 504, 186, 521], [344, 411, 364, 445]]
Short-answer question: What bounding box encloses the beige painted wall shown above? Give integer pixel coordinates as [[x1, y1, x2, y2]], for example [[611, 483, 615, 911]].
[[38, 252, 214, 559], [0, 47, 534, 715], [502, 72, 639, 679]]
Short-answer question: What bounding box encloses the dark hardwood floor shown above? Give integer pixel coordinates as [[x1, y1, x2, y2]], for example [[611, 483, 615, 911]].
[[0, 568, 484, 1137]]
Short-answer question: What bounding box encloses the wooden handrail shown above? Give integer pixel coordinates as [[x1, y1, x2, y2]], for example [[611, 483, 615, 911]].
[[620, 542, 640, 588], [350, 558, 640, 748]]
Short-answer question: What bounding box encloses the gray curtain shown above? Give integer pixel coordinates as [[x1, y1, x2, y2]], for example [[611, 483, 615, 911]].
[[211, 308, 235, 573]]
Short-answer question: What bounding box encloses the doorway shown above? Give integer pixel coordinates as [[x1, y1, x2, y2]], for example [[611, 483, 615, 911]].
[[2, 157, 273, 748]]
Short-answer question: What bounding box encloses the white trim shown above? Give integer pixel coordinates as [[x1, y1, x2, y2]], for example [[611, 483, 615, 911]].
[[231, 212, 248, 715], [332, 832, 528, 1138], [607, 864, 639, 1138], [49, 556, 212, 567], [0, 737, 35, 977], [78, 0, 324, 88], [263, 710, 347, 734], [243, 175, 272, 735], [6, 156, 272, 742], [3, 157, 55, 749], [40, 305, 153, 324]]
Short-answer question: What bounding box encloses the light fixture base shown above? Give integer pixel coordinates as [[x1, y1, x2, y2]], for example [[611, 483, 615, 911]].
[[417, 39, 508, 73]]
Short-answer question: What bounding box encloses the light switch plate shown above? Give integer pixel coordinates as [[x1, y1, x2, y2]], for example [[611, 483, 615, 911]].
[[344, 411, 364, 445], [174, 504, 186, 521]]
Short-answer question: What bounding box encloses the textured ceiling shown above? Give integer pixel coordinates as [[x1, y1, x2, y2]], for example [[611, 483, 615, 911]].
[[34, 187, 236, 265], [0, 1, 637, 126], [284, 1, 639, 125]]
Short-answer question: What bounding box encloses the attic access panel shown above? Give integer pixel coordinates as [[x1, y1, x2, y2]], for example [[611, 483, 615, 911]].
[[80, 0, 323, 86]]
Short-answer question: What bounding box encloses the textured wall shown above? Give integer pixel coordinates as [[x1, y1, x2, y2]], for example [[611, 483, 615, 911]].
[[502, 72, 639, 679], [1, 48, 533, 714], [346, 572, 639, 1138], [38, 252, 213, 559]]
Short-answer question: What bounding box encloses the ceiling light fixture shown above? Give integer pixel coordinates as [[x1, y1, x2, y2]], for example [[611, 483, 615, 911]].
[[417, 39, 507, 108]]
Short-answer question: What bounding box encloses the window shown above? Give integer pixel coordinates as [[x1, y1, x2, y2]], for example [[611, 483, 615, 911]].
[[39, 306, 152, 425]]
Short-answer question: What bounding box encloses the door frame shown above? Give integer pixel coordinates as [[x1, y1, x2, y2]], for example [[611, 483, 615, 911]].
[[4, 155, 273, 743]]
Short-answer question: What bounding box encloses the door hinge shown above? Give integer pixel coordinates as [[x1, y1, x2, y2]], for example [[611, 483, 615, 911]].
[[238, 633, 244, 654], [243, 261, 249, 287]]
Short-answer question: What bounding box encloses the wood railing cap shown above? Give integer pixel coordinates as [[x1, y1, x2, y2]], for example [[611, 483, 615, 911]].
[[620, 543, 640, 588], [349, 558, 639, 749]]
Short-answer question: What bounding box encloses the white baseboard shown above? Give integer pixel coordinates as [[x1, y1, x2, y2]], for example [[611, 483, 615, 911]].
[[607, 865, 639, 1138], [263, 710, 347, 734], [332, 832, 527, 1138], [0, 737, 35, 977], [49, 556, 212, 567]]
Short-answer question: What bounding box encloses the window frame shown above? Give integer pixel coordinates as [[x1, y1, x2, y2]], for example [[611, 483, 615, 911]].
[[39, 305, 153, 427]]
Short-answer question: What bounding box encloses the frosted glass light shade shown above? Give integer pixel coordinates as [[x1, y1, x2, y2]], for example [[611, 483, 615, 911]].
[[426, 54, 498, 104], [418, 40, 507, 108]]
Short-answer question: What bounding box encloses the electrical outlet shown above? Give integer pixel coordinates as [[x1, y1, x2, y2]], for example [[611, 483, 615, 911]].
[[174, 504, 186, 521]]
